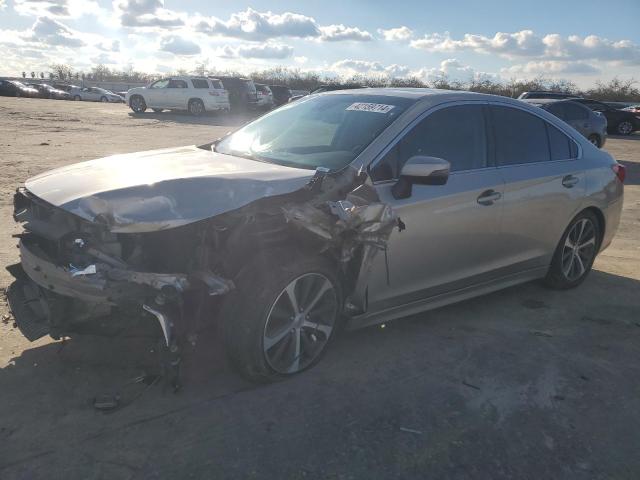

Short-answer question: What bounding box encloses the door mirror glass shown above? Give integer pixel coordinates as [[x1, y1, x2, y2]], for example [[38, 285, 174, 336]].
[[392, 156, 450, 199]]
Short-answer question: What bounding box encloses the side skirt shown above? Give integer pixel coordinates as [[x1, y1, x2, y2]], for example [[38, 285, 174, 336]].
[[345, 266, 548, 331]]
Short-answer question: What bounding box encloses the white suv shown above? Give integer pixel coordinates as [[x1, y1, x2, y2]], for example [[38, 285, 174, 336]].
[[126, 77, 230, 115]]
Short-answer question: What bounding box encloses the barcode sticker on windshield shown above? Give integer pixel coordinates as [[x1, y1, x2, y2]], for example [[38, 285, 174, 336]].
[[346, 102, 395, 114]]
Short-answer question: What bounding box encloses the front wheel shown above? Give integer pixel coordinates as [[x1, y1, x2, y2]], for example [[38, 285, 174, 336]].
[[544, 211, 600, 289], [588, 134, 601, 148], [223, 253, 342, 382], [616, 121, 633, 135]]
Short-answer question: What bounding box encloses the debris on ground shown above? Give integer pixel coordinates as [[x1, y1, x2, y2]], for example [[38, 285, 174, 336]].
[[399, 427, 423, 435], [462, 381, 481, 390], [531, 330, 554, 338]]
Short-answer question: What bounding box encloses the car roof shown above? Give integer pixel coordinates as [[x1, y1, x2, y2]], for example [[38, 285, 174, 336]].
[[319, 87, 493, 100]]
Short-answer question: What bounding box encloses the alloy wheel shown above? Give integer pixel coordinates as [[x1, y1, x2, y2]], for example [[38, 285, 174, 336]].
[[263, 273, 338, 374], [617, 121, 633, 135], [561, 218, 597, 282], [190, 101, 204, 115], [130, 97, 144, 112]]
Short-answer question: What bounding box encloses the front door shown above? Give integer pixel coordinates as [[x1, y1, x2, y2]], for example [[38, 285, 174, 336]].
[[365, 103, 505, 312], [145, 79, 169, 108]]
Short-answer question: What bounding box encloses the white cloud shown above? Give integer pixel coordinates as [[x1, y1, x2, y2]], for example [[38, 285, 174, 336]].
[[502, 60, 600, 76], [413, 59, 472, 82], [330, 59, 409, 77], [378, 26, 413, 41], [294, 56, 308, 64], [13, 0, 102, 18], [319, 24, 372, 42], [90, 52, 120, 64], [24, 16, 86, 47], [193, 8, 319, 40], [0, 0, 7, 9], [217, 43, 294, 59], [159, 35, 201, 55], [410, 30, 640, 66], [114, 0, 185, 27], [193, 8, 371, 42]]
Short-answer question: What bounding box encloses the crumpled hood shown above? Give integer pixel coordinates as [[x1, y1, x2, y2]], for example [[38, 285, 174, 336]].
[[25, 145, 316, 233]]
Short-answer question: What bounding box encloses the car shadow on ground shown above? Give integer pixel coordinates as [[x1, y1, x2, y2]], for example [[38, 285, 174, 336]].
[[127, 110, 259, 128], [1, 269, 639, 479]]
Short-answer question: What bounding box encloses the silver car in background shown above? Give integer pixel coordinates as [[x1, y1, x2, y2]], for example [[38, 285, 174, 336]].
[[7, 89, 625, 384], [523, 98, 608, 148]]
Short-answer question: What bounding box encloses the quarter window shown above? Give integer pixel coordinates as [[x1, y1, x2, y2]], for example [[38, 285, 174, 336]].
[[371, 104, 488, 180], [491, 106, 550, 165], [547, 123, 573, 160]]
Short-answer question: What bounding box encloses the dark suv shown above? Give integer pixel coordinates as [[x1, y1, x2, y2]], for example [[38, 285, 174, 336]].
[[518, 91, 578, 100], [0, 80, 39, 97], [570, 98, 640, 136], [213, 76, 258, 111], [268, 85, 292, 106]]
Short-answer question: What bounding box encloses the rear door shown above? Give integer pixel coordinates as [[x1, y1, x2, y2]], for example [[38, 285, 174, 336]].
[[365, 103, 506, 312], [165, 78, 189, 109], [489, 104, 585, 270]]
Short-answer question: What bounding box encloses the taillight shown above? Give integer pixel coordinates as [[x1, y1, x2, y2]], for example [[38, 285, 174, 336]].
[[209, 91, 220, 96], [612, 163, 626, 183]]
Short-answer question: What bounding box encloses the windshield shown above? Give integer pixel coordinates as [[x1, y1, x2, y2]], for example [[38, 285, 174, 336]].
[[215, 93, 415, 171]]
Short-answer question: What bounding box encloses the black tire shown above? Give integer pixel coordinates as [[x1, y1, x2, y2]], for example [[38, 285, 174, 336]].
[[188, 99, 205, 116], [587, 134, 601, 148], [73, 95, 81, 101], [129, 95, 147, 113], [544, 210, 601, 290], [222, 252, 343, 383], [616, 121, 633, 136], [100, 96, 108, 103], [152, 108, 163, 113]]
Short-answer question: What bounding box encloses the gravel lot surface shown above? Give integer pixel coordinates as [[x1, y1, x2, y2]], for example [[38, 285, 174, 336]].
[[0, 98, 639, 479]]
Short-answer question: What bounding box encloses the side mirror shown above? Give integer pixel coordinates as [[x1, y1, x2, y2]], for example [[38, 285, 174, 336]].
[[391, 156, 450, 199]]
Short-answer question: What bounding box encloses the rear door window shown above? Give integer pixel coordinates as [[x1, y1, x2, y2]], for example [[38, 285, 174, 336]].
[[168, 79, 188, 89], [491, 105, 551, 166], [191, 79, 210, 89]]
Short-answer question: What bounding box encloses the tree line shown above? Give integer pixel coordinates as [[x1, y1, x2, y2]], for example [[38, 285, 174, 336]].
[[34, 63, 640, 102]]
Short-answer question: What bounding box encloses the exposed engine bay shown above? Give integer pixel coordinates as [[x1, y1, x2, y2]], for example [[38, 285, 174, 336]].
[[7, 152, 400, 388]]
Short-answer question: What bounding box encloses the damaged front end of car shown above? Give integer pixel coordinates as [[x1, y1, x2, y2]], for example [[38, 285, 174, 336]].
[[7, 160, 401, 386]]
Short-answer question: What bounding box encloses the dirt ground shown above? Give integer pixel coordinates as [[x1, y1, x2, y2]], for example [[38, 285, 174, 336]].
[[0, 97, 639, 480]]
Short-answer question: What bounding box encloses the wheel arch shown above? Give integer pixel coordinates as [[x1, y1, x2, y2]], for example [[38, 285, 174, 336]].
[[579, 205, 606, 248]]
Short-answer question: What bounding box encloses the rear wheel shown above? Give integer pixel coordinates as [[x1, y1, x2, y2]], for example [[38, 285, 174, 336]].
[[544, 211, 600, 289], [129, 95, 147, 113], [188, 99, 205, 116], [588, 134, 601, 147], [223, 253, 342, 382], [616, 121, 633, 135]]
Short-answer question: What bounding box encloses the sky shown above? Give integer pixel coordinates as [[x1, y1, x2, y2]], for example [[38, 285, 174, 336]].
[[0, 0, 639, 87]]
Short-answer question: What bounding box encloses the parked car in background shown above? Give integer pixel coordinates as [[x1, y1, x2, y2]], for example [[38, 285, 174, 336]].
[[268, 85, 292, 106], [0, 80, 39, 98], [70, 87, 123, 103], [255, 84, 274, 110], [570, 98, 640, 136], [523, 99, 607, 147], [26, 83, 72, 100], [622, 105, 640, 114], [126, 76, 230, 115], [214, 76, 259, 112], [518, 91, 578, 100], [288, 85, 365, 102], [7, 89, 624, 382]]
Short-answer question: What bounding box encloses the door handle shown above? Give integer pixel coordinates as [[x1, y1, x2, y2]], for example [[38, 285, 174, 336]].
[[562, 175, 579, 188], [477, 189, 502, 206]]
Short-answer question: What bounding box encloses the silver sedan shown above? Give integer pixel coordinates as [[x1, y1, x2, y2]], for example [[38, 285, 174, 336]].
[[8, 89, 625, 383]]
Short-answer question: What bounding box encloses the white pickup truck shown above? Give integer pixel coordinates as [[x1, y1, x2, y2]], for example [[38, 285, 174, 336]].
[[126, 76, 230, 115]]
